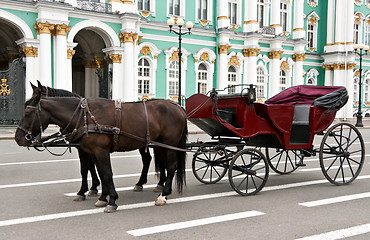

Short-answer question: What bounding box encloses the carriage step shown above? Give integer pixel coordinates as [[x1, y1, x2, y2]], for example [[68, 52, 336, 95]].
[[296, 161, 306, 167]]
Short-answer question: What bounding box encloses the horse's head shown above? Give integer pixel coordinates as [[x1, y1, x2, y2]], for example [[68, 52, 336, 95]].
[[25, 80, 47, 107], [15, 98, 50, 147]]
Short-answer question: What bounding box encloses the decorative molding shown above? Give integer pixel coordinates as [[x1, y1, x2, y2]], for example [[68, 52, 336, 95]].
[[292, 53, 306, 61], [280, 61, 290, 70], [23, 46, 38, 57], [243, 48, 260, 57], [141, 11, 150, 17], [34, 21, 55, 35], [67, 49, 76, 59], [200, 52, 209, 62], [109, 54, 122, 63], [217, 16, 228, 20], [120, 32, 138, 43], [243, 20, 258, 25], [293, 28, 304, 32], [122, 0, 134, 4], [269, 50, 284, 59], [140, 46, 151, 56], [54, 24, 71, 36], [270, 24, 281, 28], [228, 56, 240, 67], [136, 36, 143, 45], [169, 50, 183, 62], [219, 44, 231, 54]]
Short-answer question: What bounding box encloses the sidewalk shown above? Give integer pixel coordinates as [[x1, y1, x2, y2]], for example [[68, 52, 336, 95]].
[[2, 118, 369, 140]]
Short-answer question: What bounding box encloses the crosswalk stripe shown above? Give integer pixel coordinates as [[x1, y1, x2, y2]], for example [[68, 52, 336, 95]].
[[296, 223, 370, 240], [299, 192, 370, 207], [127, 211, 265, 237]]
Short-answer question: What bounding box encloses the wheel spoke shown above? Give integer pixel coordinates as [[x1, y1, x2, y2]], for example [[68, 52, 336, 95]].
[[250, 175, 258, 191], [325, 156, 339, 172], [201, 165, 210, 179], [347, 157, 361, 165]]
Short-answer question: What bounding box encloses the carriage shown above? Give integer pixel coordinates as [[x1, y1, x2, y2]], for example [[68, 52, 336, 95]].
[[185, 85, 365, 196]]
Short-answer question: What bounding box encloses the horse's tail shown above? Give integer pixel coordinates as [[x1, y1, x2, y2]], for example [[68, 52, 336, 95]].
[[176, 122, 188, 194]]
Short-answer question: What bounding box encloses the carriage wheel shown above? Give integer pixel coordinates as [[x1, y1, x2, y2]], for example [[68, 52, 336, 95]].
[[266, 148, 302, 174], [192, 146, 229, 184], [319, 123, 365, 185], [228, 148, 269, 196]]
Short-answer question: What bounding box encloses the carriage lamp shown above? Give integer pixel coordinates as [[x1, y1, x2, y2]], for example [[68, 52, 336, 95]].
[[247, 84, 256, 104], [167, 18, 193, 105], [353, 44, 369, 127]]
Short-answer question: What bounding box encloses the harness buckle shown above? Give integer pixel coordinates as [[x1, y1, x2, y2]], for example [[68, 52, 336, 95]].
[[25, 132, 33, 141], [113, 127, 120, 135]]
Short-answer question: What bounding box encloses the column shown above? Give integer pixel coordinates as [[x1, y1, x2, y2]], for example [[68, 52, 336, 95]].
[[323, 65, 333, 86], [344, 63, 356, 119], [34, 22, 54, 87], [333, 64, 345, 118], [217, 0, 230, 28], [120, 32, 137, 102], [66, 48, 76, 92], [345, 0, 354, 44], [109, 54, 123, 100], [243, 0, 258, 33], [54, 24, 71, 90], [243, 48, 260, 85], [268, 50, 283, 97], [22, 46, 38, 100], [293, 0, 305, 39], [270, 0, 282, 35], [334, 0, 345, 44], [292, 53, 306, 85], [326, 0, 335, 45], [218, 44, 231, 90]]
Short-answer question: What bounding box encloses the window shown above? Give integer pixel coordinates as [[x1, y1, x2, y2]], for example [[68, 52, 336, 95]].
[[169, 0, 180, 16], [256, 67, 265, 98], [197, 63, 208, 94], [306, 12, 319, 51], [365, 22, 370, 46], [279, 70, 288, 92], [257, 0, 264, 28], [228, 1, 238, 25], [365, 79, 369, 102], [168, 61, 179, 95], [354, 23, 360, 44], [138, 58, 150, 95], [197, 0, 207, 20], [228, 66, 237, 94], [280, 2, 288, 32], [137, 0, 150, 11], [307, 24, 314, 48]]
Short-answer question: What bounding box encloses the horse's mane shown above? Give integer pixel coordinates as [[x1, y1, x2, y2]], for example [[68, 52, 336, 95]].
[[46, 87, 81, 98]]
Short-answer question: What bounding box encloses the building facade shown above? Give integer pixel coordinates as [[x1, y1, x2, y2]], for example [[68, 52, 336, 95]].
[[1, 0, 370, 124]]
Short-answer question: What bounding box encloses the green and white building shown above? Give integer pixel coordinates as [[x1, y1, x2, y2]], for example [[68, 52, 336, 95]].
[[1, 0, 370, 123]]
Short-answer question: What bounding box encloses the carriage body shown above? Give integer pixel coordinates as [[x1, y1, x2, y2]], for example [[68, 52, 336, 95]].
[[186, 85, 364, 196]]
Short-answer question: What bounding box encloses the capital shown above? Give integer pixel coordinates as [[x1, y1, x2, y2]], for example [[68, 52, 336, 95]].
[[269, 50, 284, 59], [54, 24, 71, 36], [243, 48, 260, 57], [23, 46, 38, 57], [218, 44, 231, 54], [109, 54, 122, 63], [292, 53, 306, 62], [120, 32, 138, 43], [67, 49, 76, 59], [34, 22, 55, 35]]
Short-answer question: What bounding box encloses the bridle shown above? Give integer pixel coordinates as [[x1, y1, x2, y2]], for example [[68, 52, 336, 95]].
[[17, 104, 44, 142]]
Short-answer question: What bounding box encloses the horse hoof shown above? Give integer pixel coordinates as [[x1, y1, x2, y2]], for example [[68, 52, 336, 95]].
[[155, 194, 167, 206], [87, 190, 99, 197], [133, 185, 143, 191], [73, 195, 86, 201], [94, 200, 108, 207], [153, 185, 164, 193], [104, 205, 118, 213]]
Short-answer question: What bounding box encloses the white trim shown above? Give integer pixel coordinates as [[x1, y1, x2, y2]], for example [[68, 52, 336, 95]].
[[306, 11, 320, 51], [193, 48, 216, 93], [306, 68, 319, 85], [0, 9, 34, 39], [167, 0, 185, 18]]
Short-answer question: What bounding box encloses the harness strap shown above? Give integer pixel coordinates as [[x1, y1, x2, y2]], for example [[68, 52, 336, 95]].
[[142, 100, 150, 151], [113, 100, 121, 151]]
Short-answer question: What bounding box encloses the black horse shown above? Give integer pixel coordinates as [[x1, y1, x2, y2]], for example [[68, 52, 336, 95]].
[[26, 81, 166, 201], [16, 95, 187, 212]]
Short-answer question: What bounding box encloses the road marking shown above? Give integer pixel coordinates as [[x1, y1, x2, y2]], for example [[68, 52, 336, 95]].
[[127, 211, 265, 237], [0, 154, 140, 166], [299, 192, 370, 207], [2, 175, 370, 228], [296, 223, 370, 240]]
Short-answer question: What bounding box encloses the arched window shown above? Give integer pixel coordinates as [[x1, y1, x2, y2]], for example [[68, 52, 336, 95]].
[[138, 58, 151, 95], [307, 78, 314, 85], [279, 70, 288, 92], [256, 67, 265, 98], [197, 63, 208, 94], [228, 66, 237, 94], [168, 61, 179, 96]]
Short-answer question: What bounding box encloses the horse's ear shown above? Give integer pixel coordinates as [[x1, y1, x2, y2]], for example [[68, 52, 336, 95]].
[[37, 80, 42, 88], [30, 82, 37, 90]]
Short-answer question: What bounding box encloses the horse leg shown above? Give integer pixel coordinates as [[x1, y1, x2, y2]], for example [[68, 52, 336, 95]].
[[74, 149, 90, 201], [153, 147, 166, 193], [87, 157, 100, 197], [133, 147, 152, 191], [93, 151, 119, 213], [155, 149, 177, 206]]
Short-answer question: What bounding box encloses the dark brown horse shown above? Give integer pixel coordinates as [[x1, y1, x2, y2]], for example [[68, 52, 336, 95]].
[[16, 94, 187, 213], [26, 81, 166, 201]]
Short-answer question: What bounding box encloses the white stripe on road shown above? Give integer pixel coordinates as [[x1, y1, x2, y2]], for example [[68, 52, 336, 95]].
[[296, 223, 370, 240], [299, 192, 370, 207], [2, 175, 370, 228], [0, 154, 140, 166], [127, 211, 265, 237]]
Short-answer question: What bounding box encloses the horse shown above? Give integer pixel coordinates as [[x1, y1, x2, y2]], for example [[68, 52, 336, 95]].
[[26, 81, 166, 201], [15, 95, 187, 213]]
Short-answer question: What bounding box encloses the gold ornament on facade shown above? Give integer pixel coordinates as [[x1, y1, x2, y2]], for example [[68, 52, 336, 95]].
[[120, 32, 138, 43], [347, 63, 357, 70], [94, 56, 102, 69], [67, 49, 76, 59], [309, 1, 318, 7], [354, 69, 360, 76], [34, 22, 55, 35], [141, 11, 150, 17], [0, 78, 10, 96], [154, 55, 158, 59], [122, 0, 134, 4], [292, 53, 306, 62], [218, 44, 231, 54], [280, 61, 290, 70], [355, 16, 362, 24], [308, 17, 318, 25], [136, 36, 143, 45], [243, 48, 260, 57], [141, 95, 150, 100], [23, 46, 38, 57], [109, 54, 122, 63], [169, 50, 183, 62], [243, 20, 258, 25], [228, 56, 240, 67], [269, 50, 283, 59], [229, 24, 239, 30], [217, 16, 228, 20], [200, 52, 209, 62], [140, 46, 151, 56], [53, 24, 71, 36], [200, 20, 208, 26]]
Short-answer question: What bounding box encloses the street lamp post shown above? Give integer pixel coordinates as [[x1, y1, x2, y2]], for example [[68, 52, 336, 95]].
[[167, 18, 193, 105], [353, 44, 369, 127]]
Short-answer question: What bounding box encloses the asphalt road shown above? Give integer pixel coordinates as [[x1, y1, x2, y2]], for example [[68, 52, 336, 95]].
[[1, 129, 370, 240]]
